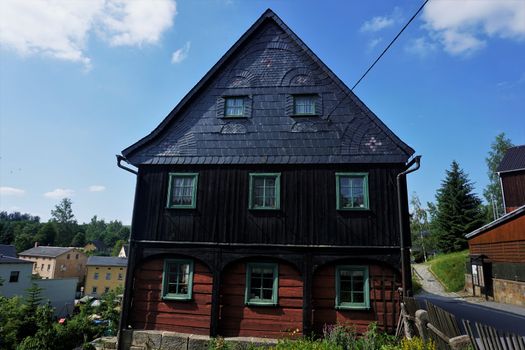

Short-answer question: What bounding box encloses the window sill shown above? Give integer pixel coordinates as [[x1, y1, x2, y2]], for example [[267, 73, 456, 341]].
[[336, 207, 370, 211], [162, 295, 193, 301], [166, 205, 196, 209], [335, 305, 370, 310], [245, 301, 278, 307], [249, 207, 280, 211], [222, 115, 248, 119], [290, 113, 319, 117]]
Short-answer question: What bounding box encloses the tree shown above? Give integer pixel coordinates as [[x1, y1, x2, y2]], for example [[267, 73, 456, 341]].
[[409, 193, 436, 262], [433, 161, 485, 253], [51, 198, 78, 246], [34, 222, 56, 246], [483, 133, 514, 220], [14, 233, 34, 252], [84, 215, 106, 243], [71, 231, 86, 247]]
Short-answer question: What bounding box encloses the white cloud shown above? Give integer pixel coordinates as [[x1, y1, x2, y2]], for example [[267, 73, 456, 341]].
[[0, 0, 177, 69], [88, 185, 106, 192], [367, 37, 383, 50], [171, 41, 190, 64], [0, 186, 26, 196], [360, 7, 402, 33], [405, 37, 438, 57], [421, 0, 525, 56], [361, 16, 395, 33], [44, 188, 75, 199]]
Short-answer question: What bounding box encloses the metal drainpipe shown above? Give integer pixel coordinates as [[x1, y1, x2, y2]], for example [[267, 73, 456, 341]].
[[397, 155, 421, 298], [115, 154, 138, 350]]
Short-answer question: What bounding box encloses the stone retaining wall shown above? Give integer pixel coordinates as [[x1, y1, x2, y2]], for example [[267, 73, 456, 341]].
[[118, 330, 278, 350], [493, 278, 525, 306]]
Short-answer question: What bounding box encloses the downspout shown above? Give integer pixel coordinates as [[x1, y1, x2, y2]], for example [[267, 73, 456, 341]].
[[115, 154, 138, 350], [397, 155, 421, 298], [498, 172, 506, 215]]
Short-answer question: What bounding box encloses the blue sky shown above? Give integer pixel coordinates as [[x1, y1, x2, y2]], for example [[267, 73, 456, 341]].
[[1, 0, 524, 224]]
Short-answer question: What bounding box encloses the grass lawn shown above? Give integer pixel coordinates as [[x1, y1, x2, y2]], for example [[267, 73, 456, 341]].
[[427, 250, 469, 292]]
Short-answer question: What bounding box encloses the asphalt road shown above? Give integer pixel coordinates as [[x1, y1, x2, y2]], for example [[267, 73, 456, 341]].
[[416, 293, 525, 336]]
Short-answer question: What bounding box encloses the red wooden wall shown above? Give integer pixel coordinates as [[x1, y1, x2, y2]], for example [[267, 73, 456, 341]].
[[219, 261, 303, 338], [312, 263, 401, 334], [468, 212, 525, 263], [501, 171, 525, 213], [130, 257, 213, 335]]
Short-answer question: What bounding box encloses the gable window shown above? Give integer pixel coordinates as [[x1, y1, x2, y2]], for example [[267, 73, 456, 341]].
[[249, 173, 280, 210], [294, 95, 316, 115], [336, 173, 369, 210], [224, 97, 245, 117], [167, 173, 198, 209], [335, 265, 369, 309], [245, 263, 278, 306], [162, 259, 194, 300], [9, 271, 19, 283]]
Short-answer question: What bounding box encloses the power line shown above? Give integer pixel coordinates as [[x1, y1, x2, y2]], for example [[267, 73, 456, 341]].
[[352, 0, 430, 91]]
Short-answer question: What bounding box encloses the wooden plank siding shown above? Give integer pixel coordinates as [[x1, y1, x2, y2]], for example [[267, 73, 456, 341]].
[[468, 212, 525, 263], [130, 258, 213, 335], [501, 170, 525, 213], [219, 260, 303, 338], [132, 164, 404, 247], [312, 263, 401, 334]]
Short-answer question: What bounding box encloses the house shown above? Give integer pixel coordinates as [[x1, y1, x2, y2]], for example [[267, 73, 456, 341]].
[[466, 145, 525, 306], [118, 244, 129, 258], [0, 244, 17, 258], [18, 246, 87, 282], [497, 145, 525, 214], [84, 239, 109, 255], [0, 254, 77, 316], [85, 256, 127, 297], [117, 9, 415, 343], [0, 255, 33, 298]]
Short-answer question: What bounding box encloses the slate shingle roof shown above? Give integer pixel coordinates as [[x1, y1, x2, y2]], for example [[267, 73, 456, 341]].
[[19, 246, 74, 258], [0, 255, 33, 264], [87, 256, 128, 267], [121, 9, 414, 166], [0, 244, 17, 258], [497, 145, 525, 173]]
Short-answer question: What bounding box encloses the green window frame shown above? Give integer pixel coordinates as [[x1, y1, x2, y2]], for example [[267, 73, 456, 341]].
[[293, 95, 316, 115], [245, 262, 278, 306], [248, 173, 281, 210], [162, 259, 194, 301], [224, 97, 245, 117], [335, 265, 370, 309], [336, 173, 369, 210], [167, 173, 199, 209]]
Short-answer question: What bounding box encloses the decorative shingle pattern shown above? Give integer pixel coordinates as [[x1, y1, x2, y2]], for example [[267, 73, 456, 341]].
[[122, 10, 413, 165]]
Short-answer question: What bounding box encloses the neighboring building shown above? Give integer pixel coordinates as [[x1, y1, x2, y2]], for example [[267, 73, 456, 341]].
[[18, 246, 87, 281], [0, 255, 33, 297], [85, 256, 127, 297], [117, 9, 415, 341], [118, 244, 129, 258], [84, 239, 109, 255], [497, 145, 525, 214], [37, 277, 78, 317], [0, 244, 17, 258], [466, 145, 525, 306]]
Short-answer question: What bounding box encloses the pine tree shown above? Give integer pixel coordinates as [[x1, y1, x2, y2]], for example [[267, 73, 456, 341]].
[[434, 161, 485, 253]]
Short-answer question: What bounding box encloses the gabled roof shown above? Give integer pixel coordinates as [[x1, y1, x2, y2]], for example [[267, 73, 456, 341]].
[[87, 256, 128, 267], [121, 9, 414, 166], [86, 239, 107, 251], [0, 244, 17, 258], [465, 205, 525, 239], [0, 255, 33, 264], [497, 145, 525, 173], [19, 246, 74, 258]]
